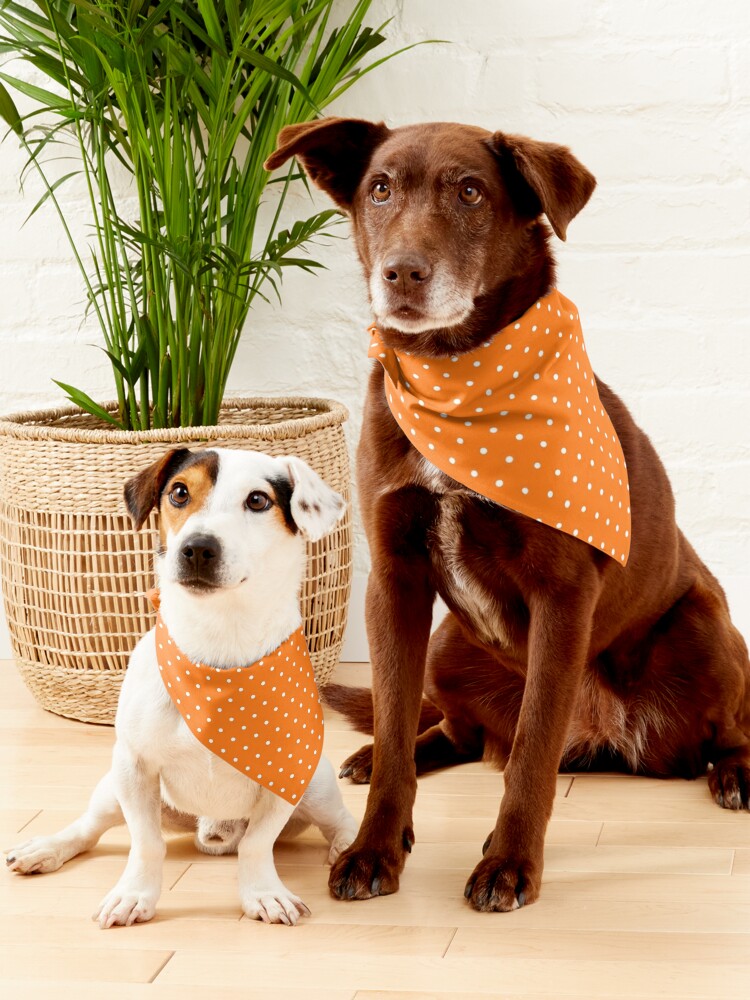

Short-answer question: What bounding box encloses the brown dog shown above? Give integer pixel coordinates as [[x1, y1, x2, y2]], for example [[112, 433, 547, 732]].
[[266, 118, 750, 912]]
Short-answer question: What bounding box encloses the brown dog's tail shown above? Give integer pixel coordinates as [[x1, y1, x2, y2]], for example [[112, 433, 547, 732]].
[[323, 683, 443, 736]]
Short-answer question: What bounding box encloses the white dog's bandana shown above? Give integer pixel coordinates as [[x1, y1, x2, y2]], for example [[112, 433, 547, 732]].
[[148, 591, 323, 803], [369, 289, 631, 565]]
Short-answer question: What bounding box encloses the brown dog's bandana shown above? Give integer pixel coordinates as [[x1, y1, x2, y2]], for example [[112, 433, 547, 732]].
[[369, 290, 631, 564], [148, 591, 323, 803]]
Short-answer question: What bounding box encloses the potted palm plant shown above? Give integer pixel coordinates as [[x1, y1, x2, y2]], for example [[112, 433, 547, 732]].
[[0, 0, 411, 722]]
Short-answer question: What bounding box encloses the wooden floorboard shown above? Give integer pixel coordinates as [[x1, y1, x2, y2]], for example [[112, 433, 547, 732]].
[[1, 658, 749, 997]]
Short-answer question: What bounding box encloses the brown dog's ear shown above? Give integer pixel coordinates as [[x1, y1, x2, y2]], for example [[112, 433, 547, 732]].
[[264, 116, 391, 210], [124, 448, 191, 530], [486, 132, 596, 241]]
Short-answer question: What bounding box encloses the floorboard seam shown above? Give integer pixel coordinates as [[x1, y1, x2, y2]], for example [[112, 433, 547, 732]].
[[442, 926, 458, 957], [149, 949, 176, 983], [168, 863, 192, 891], [15, 809, 42, 834]]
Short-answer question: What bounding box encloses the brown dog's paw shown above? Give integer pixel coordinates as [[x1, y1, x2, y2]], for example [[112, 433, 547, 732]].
[[463, 853, 541, 912], [328, 833, 411, 900], [708, 756, 750, 810], [338, 744, 374, 784]]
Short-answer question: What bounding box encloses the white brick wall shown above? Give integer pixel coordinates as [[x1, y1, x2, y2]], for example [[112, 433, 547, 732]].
[[1, 0, 748, 658]]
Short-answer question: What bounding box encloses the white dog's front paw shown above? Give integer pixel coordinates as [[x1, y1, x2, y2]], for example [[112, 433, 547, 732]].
[[94, 884, 159, 928], [5, 837, 66, 875], [241, 884, 311, 925]]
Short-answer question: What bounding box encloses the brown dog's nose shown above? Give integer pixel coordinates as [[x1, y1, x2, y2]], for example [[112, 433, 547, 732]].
[[382, 254, 432, 286]]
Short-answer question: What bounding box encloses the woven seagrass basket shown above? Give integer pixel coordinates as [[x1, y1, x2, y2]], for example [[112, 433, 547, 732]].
[[0, 397, 352, 724]]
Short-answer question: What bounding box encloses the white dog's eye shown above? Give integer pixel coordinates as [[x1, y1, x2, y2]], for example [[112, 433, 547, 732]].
[[245, 491, 272, 512], [169, 482, 190, 507]]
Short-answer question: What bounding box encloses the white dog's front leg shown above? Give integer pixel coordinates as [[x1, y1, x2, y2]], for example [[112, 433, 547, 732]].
[[95, 742, 165, 929], [238, 791, 308, 925], [295, 755, 359, 864], [6, 770, 123, 875]]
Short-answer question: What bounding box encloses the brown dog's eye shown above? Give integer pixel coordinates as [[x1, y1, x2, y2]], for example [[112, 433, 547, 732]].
[[246, 491, 272, 512], [370, 181, 391, 204], [459, 185, 483, 206], [169, 482, 190, 507]]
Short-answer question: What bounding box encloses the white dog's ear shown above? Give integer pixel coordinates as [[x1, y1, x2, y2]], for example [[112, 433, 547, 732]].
[[281, 456, 346, 542]]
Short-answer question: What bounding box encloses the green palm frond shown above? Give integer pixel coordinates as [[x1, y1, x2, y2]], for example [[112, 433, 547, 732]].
[[0, 0, 432, 428]]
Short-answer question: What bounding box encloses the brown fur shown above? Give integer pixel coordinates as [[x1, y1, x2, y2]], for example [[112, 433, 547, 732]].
[[267, 118, 750, 912]]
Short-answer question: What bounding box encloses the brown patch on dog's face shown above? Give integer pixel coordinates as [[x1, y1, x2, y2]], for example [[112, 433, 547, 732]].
[[264, 475, 299, 535], [158, 451, 220, 548], [124, 448, 191, 531]]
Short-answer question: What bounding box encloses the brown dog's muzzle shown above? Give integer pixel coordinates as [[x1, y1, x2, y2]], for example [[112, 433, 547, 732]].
[[379, 251, 435, 321], [381, 253, 432, 291]]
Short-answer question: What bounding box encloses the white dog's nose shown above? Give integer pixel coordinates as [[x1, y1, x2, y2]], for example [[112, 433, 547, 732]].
[[180, 534, 220, 571]]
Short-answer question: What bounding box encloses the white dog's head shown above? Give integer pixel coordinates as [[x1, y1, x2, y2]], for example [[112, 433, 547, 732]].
[[124, 447, 346, 600]]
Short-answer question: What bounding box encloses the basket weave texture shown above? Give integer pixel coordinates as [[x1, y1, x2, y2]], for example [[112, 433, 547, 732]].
[[0, 397, 352, 724]]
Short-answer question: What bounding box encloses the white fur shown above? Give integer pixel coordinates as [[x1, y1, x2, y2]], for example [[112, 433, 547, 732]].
[[283, 455, 347, 543], [5, 449, 356, 927]]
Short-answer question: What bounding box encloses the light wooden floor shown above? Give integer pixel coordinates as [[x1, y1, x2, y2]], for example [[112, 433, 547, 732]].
[[2, 660, 750, 1000]]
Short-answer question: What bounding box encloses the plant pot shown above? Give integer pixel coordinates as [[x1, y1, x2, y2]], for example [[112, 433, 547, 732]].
[[0, 397, 352, 724]]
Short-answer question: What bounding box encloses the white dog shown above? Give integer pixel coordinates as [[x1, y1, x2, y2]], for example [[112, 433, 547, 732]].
[[6, 447, 358, 927]]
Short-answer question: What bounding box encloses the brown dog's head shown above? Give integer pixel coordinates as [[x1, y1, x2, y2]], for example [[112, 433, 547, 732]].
[[266, 118, 595, 354]]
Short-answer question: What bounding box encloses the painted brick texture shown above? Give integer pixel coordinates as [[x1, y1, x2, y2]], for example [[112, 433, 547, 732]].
[[0, 0, 748, 652]]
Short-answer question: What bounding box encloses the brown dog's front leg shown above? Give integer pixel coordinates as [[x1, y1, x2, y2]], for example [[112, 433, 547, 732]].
[[464, 583, 598, 912], [329, 560, 434, 900]]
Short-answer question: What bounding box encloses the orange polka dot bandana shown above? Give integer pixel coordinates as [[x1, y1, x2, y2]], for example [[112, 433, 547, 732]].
[[369, 290, 631, 564], [147, 591, 324, 804]]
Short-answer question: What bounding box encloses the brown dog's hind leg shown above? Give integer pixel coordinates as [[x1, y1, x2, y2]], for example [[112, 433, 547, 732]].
[[340, 720, 484, 785], [709, 750, 750, 810], [339, 614, 487, 784], [645, 576, 750, 809]]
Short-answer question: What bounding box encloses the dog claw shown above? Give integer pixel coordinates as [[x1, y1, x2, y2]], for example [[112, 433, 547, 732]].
[[329, 844, 403, 901], [463, 851, 540, 912], [709, 756, 750, 811], [402, 829, 414, 853], [339, 766, 353, 779]]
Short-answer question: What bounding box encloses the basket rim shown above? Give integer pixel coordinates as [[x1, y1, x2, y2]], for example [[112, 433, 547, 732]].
[[0, 396, 349, 444]]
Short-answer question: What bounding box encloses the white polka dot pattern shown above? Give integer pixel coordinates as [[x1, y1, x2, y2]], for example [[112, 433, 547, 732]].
[[148, 592, 323, 804], [368, 290, 631, 565]]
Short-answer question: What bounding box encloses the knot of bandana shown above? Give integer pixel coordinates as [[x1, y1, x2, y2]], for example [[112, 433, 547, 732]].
[[368, 290, 631, 565], [147, 590, 323, 804]]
